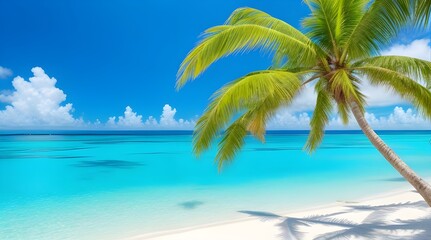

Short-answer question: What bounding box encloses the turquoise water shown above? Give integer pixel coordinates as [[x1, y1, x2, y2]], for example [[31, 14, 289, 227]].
[[0, 131, 430, 240]]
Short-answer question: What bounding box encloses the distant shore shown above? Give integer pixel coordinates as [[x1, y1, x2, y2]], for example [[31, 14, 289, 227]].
[[129, 188, 430, 240]]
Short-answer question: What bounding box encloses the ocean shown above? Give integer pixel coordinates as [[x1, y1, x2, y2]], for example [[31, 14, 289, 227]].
[[0, 131, 430, 240]]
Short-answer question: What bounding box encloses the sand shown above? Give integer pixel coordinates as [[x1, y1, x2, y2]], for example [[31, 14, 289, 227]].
[[124, 188, 431, 240]]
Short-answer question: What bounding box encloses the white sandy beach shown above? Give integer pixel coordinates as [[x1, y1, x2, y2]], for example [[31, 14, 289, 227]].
[[126, 188, 431, 240]]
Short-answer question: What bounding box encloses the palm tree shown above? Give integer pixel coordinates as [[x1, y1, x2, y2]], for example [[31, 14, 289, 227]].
[[176, 1, 431, 206]]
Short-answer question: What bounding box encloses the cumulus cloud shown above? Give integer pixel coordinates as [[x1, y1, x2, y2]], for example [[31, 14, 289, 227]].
[[0, 66, 12, 79], [0, 67, 194, 130], [107, 106, 144, 128], [107, 104, 195, 129], [268, 107, 430, 130], [362, 107, 430, 130], [381, 39, 431, 60], [270, 109, 311, 130], [160, 104, 178, 126], [0, 67, 82, 128], [359, 80, 406, 107], [288, 85, 317, 112], [145, 116, 158, 126], [158, 104, 195, 128], [107, 105, 429, 131]]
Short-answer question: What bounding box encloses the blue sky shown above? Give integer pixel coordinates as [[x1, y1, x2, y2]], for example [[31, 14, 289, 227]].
[[0, 0, 430, 130]]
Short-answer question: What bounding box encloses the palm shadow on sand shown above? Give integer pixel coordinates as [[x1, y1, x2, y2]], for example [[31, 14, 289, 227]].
[[239, 201, 431, 240]]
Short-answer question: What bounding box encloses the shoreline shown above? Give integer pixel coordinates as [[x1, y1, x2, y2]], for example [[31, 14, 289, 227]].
[[124, 186, 426, 240]]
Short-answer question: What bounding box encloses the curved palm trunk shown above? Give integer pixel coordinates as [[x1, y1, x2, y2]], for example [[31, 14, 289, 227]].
[[350, 101, 431, 207]]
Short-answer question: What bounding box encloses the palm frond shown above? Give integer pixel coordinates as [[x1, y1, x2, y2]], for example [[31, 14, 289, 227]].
[[176, 24, 317, 89], [340, 0, 411, 62], [225, 7, 326, 67], [304, 81, 333, 152], [353, 55, 431, 85], [215, 118, 248, 170], [415, 0, 431, 27], [355, 66, 431, 119], [193, 70, 302, 157], [216, 95, 283, 169], [246, 101, 273, 143], [226, 7, 312, 44], [303, 0, 369, 58], [302, 0, 341, 55], [337, 101, 350, 125]]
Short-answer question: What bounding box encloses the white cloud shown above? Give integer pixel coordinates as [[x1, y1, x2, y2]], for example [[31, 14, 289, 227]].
[[362, 107, 430, 130], [158, 104, 195, 128], [106, 105, 429, 131], [0, 68, 193, 130], [381, 39, 431, 60], [270, 108, 310, 130], [107, 104, 195, 129], [145, 116, 158, 126], [359, 80, 406, 107], [160, 104, 178, 126], [0, 66, 12, 79], [268, 107, 430, 130], [0, 67, 82, 128], [287, 85, 317, 112], [107, 106, 144, 128]]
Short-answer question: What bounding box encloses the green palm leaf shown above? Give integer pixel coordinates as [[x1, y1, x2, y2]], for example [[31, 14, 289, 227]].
[[225, 7, 326, 67], [303, 0, 340, 55], [353, 56, 431, 85], [337, 101, 350, 125], [304, 82, 333, 152], [193, 70, 302, 156], [355, 66, 431, 119], [415, 0, 431, 26], [340, 0, 411, 62], [216, 95, 282, 169], [226, 7, 311, 44], [303, 0, 368, 58], [176, 24, 317, 89], [215, 118, 248, 170]]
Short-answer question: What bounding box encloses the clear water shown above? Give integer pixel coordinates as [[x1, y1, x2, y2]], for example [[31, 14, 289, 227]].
[[0, 131, 430, 240]]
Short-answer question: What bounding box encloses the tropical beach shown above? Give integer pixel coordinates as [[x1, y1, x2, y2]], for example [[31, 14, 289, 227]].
[[1, 132, 431, 239], [1, 0, 431, 239]]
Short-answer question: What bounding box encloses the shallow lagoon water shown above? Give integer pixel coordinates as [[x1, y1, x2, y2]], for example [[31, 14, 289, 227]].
[[0, 131, 430, 240]]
